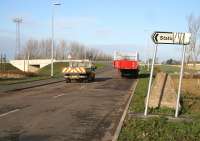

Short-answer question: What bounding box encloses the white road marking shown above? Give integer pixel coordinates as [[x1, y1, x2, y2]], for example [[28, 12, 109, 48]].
[[53, 93, 66, 98], [0, 109, 20, 118], [80, 85, 86, 89]]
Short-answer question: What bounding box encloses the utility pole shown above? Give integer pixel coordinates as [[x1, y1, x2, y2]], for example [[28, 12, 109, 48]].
[[51, 2, 61, 77], [0, 53, 3, 71], [27, 50, 30, 72], [13, 17, 23, 59], [3, 54, 6, 71]]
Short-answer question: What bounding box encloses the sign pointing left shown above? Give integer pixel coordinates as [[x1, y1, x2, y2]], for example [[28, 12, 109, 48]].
[[152, 31, 191, 45], [145, 30, 192, 118]]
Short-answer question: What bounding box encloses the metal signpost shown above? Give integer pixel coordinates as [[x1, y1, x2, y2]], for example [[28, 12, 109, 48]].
[[144, 31, 191, 117], [144, 44, 158, 116], [175, 45, 186, 117]]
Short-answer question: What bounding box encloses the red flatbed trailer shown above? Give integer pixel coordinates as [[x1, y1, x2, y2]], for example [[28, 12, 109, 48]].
[[113, 52, 139, 77]]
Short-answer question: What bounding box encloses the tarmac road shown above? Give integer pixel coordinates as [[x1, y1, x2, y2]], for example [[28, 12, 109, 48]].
[[0, 64, 137, 141]]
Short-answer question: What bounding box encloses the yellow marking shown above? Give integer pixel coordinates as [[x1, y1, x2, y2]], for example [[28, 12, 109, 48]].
[[64, 67, 87, 73], [75, 68, 78, 73], [69, 68, 72, 72], [62, 68, 66, 73], [77, 68, 81, 73], [79, 67, 82, 73], [66, 68, 70, 73], [80, 67, 86, 73]]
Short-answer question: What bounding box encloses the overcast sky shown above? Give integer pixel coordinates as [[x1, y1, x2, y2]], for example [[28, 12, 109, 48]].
[[0, 0, 199, 60]]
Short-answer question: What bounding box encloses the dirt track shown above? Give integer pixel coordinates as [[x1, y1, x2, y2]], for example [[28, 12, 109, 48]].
[[0, 64, 136, 141]]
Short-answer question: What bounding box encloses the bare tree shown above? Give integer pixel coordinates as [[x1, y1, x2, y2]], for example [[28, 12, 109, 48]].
[[69, 41, 85, 59], [187, 14, 200, 67], [21, 39, 51, 59], [20, 39, 112, 61]]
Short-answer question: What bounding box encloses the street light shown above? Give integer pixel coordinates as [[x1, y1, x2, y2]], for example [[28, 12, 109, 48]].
[[51, 1, 61, 77]]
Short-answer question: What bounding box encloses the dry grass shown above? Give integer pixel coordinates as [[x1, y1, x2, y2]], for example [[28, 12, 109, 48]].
[[186, 64, 200, 71], [172, 78, 200, 96], [171, 64, 200, 71], [119, 69, 200, 141]]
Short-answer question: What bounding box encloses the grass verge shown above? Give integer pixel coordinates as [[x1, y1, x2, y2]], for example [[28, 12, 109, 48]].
[[118, 67, 200, 141], [0, 62, 105, 85], [0, 62, 68, 85], [128, 72, 149, 113], [119, 117, 200, 141], [155, 65, 197, 74], [38, 62, 68, 77]]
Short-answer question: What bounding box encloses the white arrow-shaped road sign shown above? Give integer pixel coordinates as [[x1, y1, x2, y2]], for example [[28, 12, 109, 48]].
[[152, 32, 191, 45]]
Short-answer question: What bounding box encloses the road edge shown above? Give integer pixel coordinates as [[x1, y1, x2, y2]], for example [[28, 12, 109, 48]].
[[112, 79, 138, 141]]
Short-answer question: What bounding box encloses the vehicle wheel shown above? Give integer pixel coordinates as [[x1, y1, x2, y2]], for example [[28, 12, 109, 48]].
[[65, 79, 71, 83], [88, 73, 95, 82], [91, 77, 95, 81], [78, 79, 83, 83], [132, 70, 139, 78], [83, 79, 89, 83], [89, 75, 95, 82]]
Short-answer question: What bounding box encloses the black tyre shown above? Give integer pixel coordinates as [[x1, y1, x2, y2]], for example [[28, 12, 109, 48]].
[[88, 73, 95, 82], [91, 76, 95, 81], [65, 79, 71, 83]]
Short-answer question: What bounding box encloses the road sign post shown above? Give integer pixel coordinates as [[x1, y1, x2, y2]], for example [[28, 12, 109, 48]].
[[144, 44, 158, 116], [145, 31, 191, 117], [175, 45, 186, 117]]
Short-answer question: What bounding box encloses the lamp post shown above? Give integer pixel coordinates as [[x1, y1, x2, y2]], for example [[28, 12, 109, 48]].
[[51, 1, 61, 77]]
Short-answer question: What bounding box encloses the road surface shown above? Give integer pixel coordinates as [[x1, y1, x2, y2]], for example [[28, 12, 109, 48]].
[[0, 64, 136, 141]]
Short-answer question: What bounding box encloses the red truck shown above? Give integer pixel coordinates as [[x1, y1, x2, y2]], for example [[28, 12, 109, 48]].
[[113, 51, 139, 77]]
